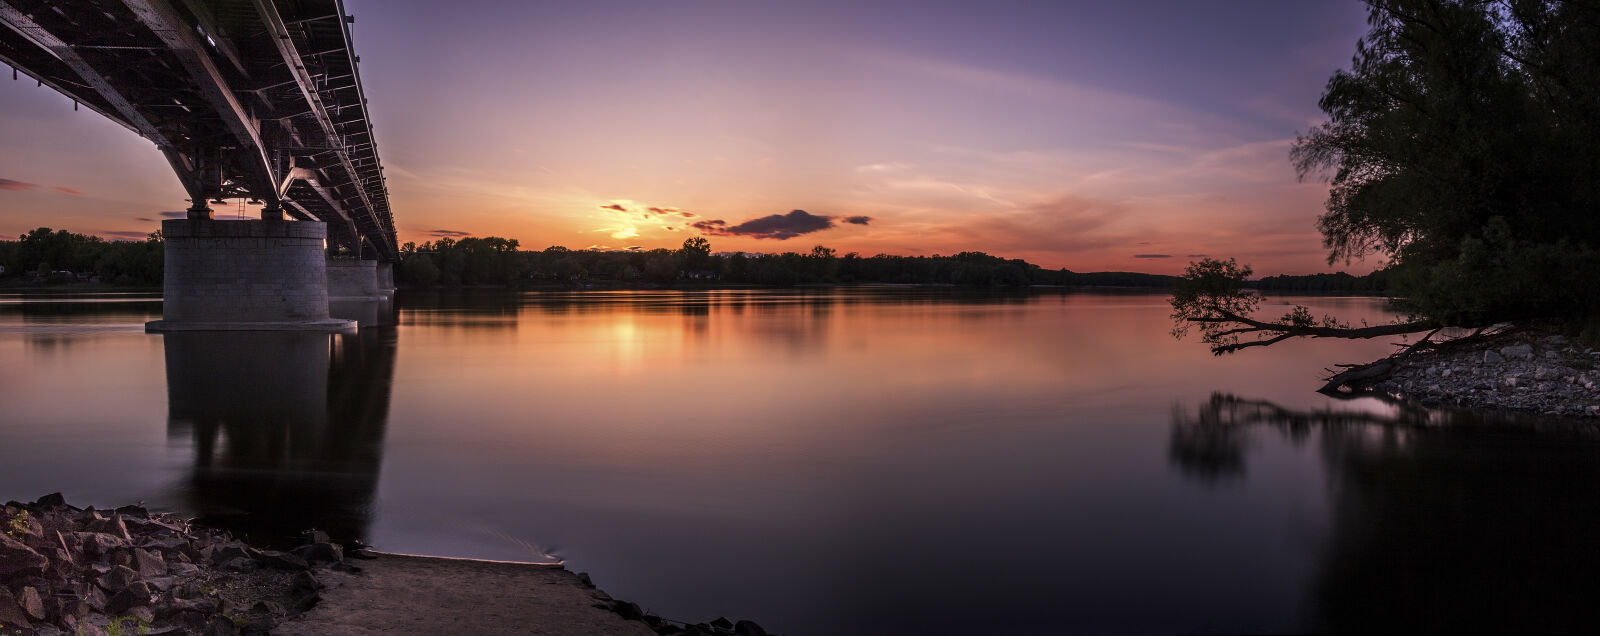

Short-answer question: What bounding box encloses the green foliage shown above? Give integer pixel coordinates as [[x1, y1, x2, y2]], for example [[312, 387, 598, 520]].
[[1253, 270, 1392, 294], [643, 251, 681, 283], [1392, 217, 1600, 325], [105, 615, 149, 636], [678, 237, 713, 272], [400, 253, 440, 286], [0, 227, 162, 285], [1171, 258, 1370, 354], [1293, 0, 1600, 326], [5, 510, 28, 538], [395, 236, 526, 286], [1169, 258, 1263, 344], [437, 238, 1101, 288]]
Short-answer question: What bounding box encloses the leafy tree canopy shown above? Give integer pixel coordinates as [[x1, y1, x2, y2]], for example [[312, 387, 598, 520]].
[[1292, 0, 1600, 325]]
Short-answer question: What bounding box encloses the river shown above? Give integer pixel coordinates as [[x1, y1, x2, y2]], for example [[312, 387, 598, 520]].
[[2, 288, 1596, 634]]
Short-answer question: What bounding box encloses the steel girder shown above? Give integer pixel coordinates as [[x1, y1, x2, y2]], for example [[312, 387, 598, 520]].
[[0, 0, 396, 260]]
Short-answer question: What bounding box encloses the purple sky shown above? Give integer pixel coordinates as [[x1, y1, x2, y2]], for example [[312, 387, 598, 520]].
[[0, 0, 1373, 273]]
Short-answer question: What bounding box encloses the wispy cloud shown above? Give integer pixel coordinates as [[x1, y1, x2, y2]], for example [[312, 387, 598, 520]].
[[1133, 254, 1172, 259], [1, 178, 87, 195], [99, 230, 152, 241], [429, 229, 471, 237]]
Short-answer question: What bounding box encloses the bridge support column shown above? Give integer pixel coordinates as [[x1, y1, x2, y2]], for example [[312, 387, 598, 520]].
[[327, 258, 383, 300], [145, 219, 356, 332], [376, 262, 395, 294]]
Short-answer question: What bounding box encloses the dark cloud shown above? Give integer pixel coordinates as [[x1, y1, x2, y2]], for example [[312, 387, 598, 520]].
[[679, 211, 695, 218], [429, 229, 471, 237], [843, 216, 871, 225], [158, 211, 188, 218], [1133, 254, 1173, 259], [100, 230, 151, 241], [627, 246, 643, 251], [600, 204, 627, 212], [53, 186, 82, 195], [692, 210, 854, 240], [1186, 254, 1208, 258], [134, 217, 155, 222], [0, 178, 39, 191]]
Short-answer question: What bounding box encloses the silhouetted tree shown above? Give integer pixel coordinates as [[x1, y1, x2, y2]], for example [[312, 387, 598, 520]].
[[1292, 0, 1600, 325], [1174, 0, 1600, 380], [0, 228, 162, 285]]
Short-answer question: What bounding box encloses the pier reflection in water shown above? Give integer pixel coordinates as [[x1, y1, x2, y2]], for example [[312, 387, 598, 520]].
[[16, 289, 1600, 633], [162, 299, 397, 545], [1170, 394, 1600, 633]]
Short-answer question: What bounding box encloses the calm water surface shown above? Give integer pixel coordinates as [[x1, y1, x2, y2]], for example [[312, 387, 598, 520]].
[[2, 288, 1597, 634]]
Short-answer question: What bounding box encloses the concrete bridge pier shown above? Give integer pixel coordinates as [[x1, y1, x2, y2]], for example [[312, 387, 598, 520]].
[[376, 262, 396, 295], [327, 258, 386, 300], [145, 219, 356, 333]]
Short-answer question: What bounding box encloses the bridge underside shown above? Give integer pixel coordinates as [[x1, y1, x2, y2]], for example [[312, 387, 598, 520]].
[[0, 0, 397, 260]]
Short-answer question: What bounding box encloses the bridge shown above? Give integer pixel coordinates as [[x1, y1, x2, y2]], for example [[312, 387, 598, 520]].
[[1, 0, 397, 330]]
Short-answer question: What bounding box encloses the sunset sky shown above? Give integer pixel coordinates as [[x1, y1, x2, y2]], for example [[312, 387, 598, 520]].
[[0, 0, 1373, 274]]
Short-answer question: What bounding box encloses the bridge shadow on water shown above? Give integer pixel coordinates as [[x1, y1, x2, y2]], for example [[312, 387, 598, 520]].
[[1170, 394, 1600, 633], [162, 298, 397, 547]]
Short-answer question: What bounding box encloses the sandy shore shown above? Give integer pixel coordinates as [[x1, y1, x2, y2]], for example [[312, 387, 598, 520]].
[[275, 553, 654, 636]]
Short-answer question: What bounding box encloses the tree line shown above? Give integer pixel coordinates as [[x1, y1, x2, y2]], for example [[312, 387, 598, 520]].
[[396, 236, 1196, 288], [0, 228, 163, 286], [0, 227, 1390, 292]]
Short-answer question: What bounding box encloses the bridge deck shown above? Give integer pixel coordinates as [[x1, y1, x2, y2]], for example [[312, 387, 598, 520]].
[[0, 0, 396, 260]]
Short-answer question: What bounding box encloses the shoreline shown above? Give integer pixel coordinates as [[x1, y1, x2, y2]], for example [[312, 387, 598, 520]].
[[1, 495, 773, 636], [1365, 325, 1600, 418]]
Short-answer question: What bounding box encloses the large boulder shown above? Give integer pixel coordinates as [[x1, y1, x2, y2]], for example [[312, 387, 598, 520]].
[[290, 542, 343, 564], [98, 565, 140, 593], [254, 550, 310, 571], [133, 548, 168, 578], [0, 533, 49, 578], [17, 587, 45, 621], [0, 588, 33, 629]]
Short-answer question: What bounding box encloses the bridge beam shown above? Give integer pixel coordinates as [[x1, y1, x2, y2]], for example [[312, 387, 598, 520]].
[[0, 2, 168, 142], [252, 0, 377, 243], [121, 0, 281, 208]]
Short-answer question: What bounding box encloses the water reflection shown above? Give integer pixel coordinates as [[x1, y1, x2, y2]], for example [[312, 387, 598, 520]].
[[1171, 394, 1600, 632], [162, 315, 396, 545]]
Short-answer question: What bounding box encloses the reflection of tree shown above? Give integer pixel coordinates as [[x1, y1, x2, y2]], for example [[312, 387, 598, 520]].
[[1171, 394, 1600, 632], [164, 324, 396, 546]]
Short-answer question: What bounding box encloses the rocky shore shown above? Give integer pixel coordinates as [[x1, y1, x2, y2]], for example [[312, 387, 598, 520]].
[[1, 493, 356, 635], [2, 495, 775, 636], [1370, 327, 1600, 417]]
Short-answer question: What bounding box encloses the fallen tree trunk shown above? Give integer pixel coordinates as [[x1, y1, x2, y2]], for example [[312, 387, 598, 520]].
[[1315, 324, 1513, 394], [1190, 311, 1441, 354]]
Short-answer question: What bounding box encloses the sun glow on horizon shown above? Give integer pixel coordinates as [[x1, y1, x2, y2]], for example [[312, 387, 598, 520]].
[[0, 1, 1375, 276]]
